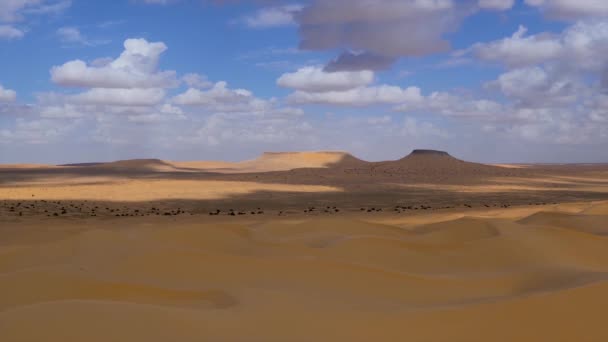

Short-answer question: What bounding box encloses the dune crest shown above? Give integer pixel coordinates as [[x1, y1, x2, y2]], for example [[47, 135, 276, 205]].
[[1, 201, 608, 341], [2, 149, 608, 341]]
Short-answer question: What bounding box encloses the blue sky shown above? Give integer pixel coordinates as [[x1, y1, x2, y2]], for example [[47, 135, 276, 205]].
[[1, 0, 607, 164]]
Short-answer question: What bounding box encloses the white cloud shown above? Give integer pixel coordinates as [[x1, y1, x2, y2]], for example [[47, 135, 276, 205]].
[[174, 81, 302, 116], [472, 25, 563, 67], [402, 117, 448, 138], [459, 19, 608, 145], [0, 84, 17, 102], [488, 66, 580, 107], [243, 5, 303, 28], [288, 85, 423, 106], [127, 104, 186, 123], [277, 65, 426, 106], [22, 0, 71, 16], [526, 0, 608, 19], [173, 82, 252, 107], [471, 21, 608, 71], [70, 88, 166, 106], [0, 0, 40, 22], [0, 25, 24, 39], [478, 0, 515, 10], [180, 112, 312, 147], [277, 66, 375, 92], [367, 115, 392, 125], [0, 117, 79, 145], [396, 91, 505, 118], [51, 38, 177, 88], [57, 26, 83, 42], [182, 73, 212, 89], [55, 26, 108, 46], [39, 104, 82, 118], [0, 0, 70, 23]]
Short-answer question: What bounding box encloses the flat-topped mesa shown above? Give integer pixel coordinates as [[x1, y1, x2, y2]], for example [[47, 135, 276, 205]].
[[397, 149, 461, 163], [366, 148, 516, 177], [409, 149, 451, 157]]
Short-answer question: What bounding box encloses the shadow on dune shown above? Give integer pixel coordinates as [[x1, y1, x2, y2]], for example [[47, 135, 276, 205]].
[[1, 150, 608, 216]]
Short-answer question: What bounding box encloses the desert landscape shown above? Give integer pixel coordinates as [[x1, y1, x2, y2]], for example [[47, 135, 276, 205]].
[[4, 1, 608, 340], [1, 150, 608, 341]]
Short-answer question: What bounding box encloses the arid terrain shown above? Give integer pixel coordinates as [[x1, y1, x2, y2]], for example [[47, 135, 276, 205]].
[[1, 150, 608, 341]]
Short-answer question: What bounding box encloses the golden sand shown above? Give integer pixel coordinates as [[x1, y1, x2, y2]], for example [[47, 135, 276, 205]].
[[1, 152, 608, 341], [0, 202, 607, 341]]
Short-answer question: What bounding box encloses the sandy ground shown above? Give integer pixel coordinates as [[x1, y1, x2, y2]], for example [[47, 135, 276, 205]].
[[2, 151, 608, 341]]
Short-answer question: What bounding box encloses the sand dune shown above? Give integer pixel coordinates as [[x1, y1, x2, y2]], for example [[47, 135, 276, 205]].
[[45, 150, 522, 177], [64, 151, 362, 174], [1, 200, 608, 341], [2, 151, 608, 341]]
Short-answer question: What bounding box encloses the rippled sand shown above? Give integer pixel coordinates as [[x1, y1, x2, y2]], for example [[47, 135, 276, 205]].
[[2, 152, 608, 341], [1, 201, 608, 341]]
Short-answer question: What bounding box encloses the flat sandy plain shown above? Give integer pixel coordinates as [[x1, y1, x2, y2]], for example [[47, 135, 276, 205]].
[[1, 150, 608, 341]]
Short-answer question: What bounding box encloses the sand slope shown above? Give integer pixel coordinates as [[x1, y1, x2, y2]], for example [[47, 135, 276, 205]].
[[2, 151, 608, 341], [1, 201, 608, 341]]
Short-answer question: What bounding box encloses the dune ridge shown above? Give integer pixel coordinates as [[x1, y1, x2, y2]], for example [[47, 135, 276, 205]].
[[2, 150, 608, 341], [1, 201, 608, 341], [23, 149, 509, 175]]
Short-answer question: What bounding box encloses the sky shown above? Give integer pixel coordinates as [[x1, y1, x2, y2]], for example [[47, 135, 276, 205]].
[[1, 0, 607, 164]]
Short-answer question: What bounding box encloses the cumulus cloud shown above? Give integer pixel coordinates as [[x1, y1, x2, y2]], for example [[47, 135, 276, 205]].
[[471, 25, 562, 67], [174, 81, 302, 116], [20, 37, 184, 132], [51, 38, 177, 88], [18, 36, 305, 153], [288, 84, 423, 107], [471, 21, 608, 70], [174, 82, 253, 107], [70, 88, 167, 107], [277, 65, 424, 106], [487, 66, 581, 107], [277, 66, 374, 92], [0, 85, 17, 102], [463, 19, 608, 143]]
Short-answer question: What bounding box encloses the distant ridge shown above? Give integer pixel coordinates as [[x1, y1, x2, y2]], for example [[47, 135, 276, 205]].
[[325, 149, 523, 179], [61, 159, 179, 172], [54, 150, 525, 178]]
